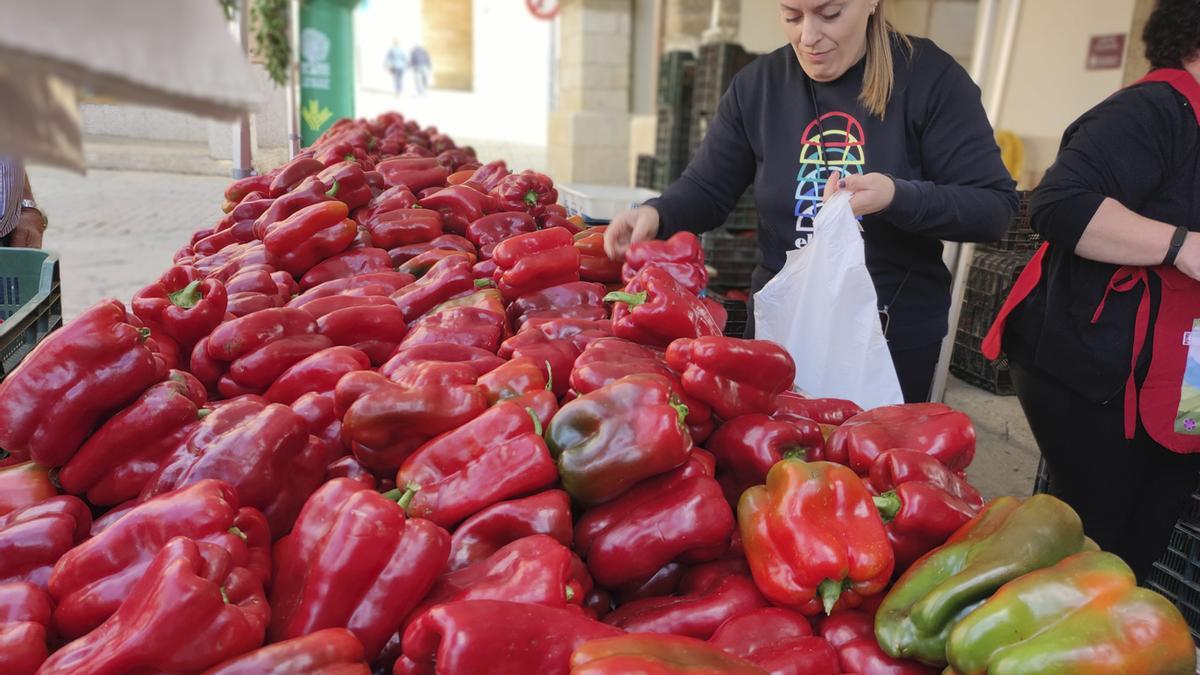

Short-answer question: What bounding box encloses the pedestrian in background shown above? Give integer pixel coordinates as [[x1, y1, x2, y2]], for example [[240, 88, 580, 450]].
[[0, 156, 46, 249], [410, 44, 431, 94], [385, 40, 408, 94]]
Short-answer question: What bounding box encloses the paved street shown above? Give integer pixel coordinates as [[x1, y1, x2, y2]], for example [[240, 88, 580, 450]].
[[21, 164, 1040, 500]]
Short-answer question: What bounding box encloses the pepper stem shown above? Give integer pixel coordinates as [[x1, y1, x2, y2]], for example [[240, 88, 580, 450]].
[[168, 280, 202, 309], [565, 586, 576, 602], [137, 327, 152, 343], [326, 179, 340, 198], [525, 407, 543, 437], [819, 578, 845, 615], [229, 526, 247, 542], [197, 408, 212, 420], [384, 483, 421, 512], [220, 587, 230, 604], [670, 400, 690, 427], [523, 190, 538, 208], [873, 491, 902, 523], [474, 278, 494, 288], [603, 291, 648, 308], [544, 360, 554, 392], [782, 448, 807, 461]]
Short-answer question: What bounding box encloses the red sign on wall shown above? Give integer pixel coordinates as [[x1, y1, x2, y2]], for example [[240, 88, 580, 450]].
[[1086, 34, 1126, 70]]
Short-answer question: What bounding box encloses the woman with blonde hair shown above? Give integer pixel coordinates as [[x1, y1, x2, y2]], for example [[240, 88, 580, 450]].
[[606, 0, 1017, 402]]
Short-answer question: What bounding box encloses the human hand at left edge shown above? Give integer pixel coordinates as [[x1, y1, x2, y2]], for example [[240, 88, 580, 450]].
[[9, 209, 45, 248], [823, 171, 897, 217]]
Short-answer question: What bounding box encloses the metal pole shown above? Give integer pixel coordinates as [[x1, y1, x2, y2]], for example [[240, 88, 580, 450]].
[[286, 0, 303, 157], [930, 0, 1008, 402], [232, 0, 255, 177]]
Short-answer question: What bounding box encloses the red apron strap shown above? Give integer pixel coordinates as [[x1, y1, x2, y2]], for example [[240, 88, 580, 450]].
[[1088, 266, 1152, 439], [982, 242, 1049, 360], [1135, 69, 1200, 124]]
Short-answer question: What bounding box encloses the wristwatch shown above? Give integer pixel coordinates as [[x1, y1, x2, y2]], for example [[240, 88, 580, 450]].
[[19, 198, 47, 230]]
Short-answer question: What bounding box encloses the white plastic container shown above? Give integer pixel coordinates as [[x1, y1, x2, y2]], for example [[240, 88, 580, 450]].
[[557, 183, 661, 223]]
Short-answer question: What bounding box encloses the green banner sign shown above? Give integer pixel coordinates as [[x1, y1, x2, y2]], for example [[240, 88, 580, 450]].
[[299, 0, 357, 146]]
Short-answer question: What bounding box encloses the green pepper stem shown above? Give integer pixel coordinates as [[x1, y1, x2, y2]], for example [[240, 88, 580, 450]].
[[220, 587, 230, 604], [526, 407, 543, 437], [603, 291, 648, 308], [544, 360, 554, 392], [523, 190, 538, 207], [782, 448, 807, 461], [326, 179, 340, 198], [670, 400, 690, 427], [383, 484, 420, 512], [565, 586, 575, 602], [168, 280, 202, 309], [873, 491, 902, 522], [197, 408, 212, 420], [137, 327, 152, 343], [474, 278, 494, 288], [819, 578, 845, 616], [228, 526, 247, 542]]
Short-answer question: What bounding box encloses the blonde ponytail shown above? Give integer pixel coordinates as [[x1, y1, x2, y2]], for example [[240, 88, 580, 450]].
[[860, 3, 911, 119]]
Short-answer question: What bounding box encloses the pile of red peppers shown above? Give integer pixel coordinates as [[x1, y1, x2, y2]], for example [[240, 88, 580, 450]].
[[0, 111, 1193, 675]]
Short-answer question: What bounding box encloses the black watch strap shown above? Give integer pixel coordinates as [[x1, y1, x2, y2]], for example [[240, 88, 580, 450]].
[[1163, 225, 1189, 266]]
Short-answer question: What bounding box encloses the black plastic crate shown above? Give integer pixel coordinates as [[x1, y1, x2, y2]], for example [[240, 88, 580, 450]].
[[658, 51, 696, 110], [710, 293, 748, 338], [986, 191, 1040, 253], [950, 330, 1015, 395], [707, 261, 756, 291], [635, 155, 657, 190], [1146, 563, 1200, 644], [702, 230, 758, 264], [964, 250, 1031, 300]]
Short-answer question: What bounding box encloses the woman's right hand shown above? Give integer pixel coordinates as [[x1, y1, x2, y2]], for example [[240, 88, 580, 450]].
[[1175, 232, 1200, 283], [603, 205, 661, 261]]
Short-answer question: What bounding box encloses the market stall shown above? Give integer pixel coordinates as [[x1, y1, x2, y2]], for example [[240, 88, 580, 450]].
[[0, 112, 1195, 675]]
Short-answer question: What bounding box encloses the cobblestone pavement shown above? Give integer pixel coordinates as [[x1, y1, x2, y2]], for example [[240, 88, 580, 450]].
[[21, 165, 1038, 499], [28, 166, 228, 320]]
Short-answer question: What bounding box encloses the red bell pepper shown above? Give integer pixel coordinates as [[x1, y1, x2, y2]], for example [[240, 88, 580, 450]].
[[48, 479, 270, 638], [704, 297, 729, 334], [58, 370, 209, 506], [204, 307, 332, 396], [584, 589, 614, 621], [710, 608, 840, 675], [381, 342, 505, 379], [429, 288, 508, 329], [141, 396, 325, 537], [400, 306, 506, 354], [0, 299, 167, 468], [289, 271, 415, 308], [377, 157, 450, 192], [0, 496, 91, 589], [476, 356, 550, 404], [223, 173, 273, 210], [317, 160, 373, 209], [0, 463, 56, 518], [204, 628, 369, 675], [224, 266, 288, 297], [362, 208, 444, 249], [296, 294, 395, 320], [270, 157, 326, 197], [292, 390, 345, 455], [666, 336, 796, 420], [269, 478, 449, 660], [772, 392, 863, 426], [602, 560, 768, 640], [473, 258, 498, 279], [823, 403, 976, 474], [820, 610, 938, 675], [409, 535, 589, 627], [39, 537, 269, 675], [354, 185, 418, 224], [499, 317, 612, 397], [436, 147, 475, 171], [490, 169, 558, 213], [397, 600, 621, 675], [225, 291, 282, 317], [622, 231, 708, 295], [575, 453, 733, 588], [418, 184, 495, 234], [570, 337, 714, 439], [253, 177, 336, 240], [391, 255, 475, 321], [299, 247, 394, 291], [337, 369, 488, 472], [547, 373, 692, 505], [606, 267, 721, 347], [396, 393, 559, 527], [447, 490, 573, 571], [397, 248, 476, 277], [317, 304, 409, 365], [132, 265, 228, 347], [0, 582, 51, 675], [868, 449, 985, 571], [263, 346, 371, 405], [387, 233, 475, 265], [707, 413, 826, 505], [572, 634, 767, 674], [463, 159, 510, 193], [542, 213, 586, 236], [466, 211, 537, 258], [575, 227, 624, 284], [616, 562, 687, 604], [263, 201, 358, 278], [492, 228, 581, 299], [506, 281, 608, 328], [739, 459, 894, 615]]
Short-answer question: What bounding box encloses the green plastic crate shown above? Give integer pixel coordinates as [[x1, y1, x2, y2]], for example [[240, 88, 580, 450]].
[[0, 248, 63, 380]]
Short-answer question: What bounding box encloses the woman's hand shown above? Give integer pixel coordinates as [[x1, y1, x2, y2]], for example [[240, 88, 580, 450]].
[[823, 171, 897, 216], [1175, 232, 1200, 283], [603, 205, 661, 260]]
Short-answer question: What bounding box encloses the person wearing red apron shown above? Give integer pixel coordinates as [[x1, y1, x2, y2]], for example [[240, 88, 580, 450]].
[[984, 0, 1200, 581]]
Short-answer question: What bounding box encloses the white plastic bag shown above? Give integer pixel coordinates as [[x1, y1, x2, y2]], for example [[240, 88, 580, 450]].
[[753, 192, 903, 409]]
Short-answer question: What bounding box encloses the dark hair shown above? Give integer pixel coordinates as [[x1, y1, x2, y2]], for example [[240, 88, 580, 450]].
[[1144, 0, 1200, 69]]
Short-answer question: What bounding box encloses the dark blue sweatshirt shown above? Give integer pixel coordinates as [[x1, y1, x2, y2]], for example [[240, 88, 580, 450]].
[[646, 36, 1018, 349]]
